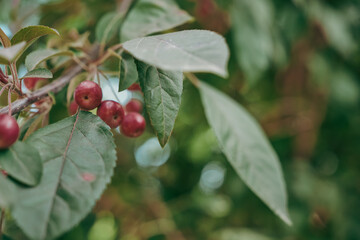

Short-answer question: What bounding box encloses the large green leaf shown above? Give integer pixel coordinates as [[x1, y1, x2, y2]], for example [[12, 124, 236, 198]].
[[123, 30, 229, 78], [0, 174, 16, 209], [120, 0, 193, 42], [21, 68, 53, 79], [230, 0, 274, 84], [12, 111, 117, 240], [0, 142, 42, 186], [0, 42, 26, 65], [96, 12, 123, 44], [137, 61, 183, 147], [118, 53, 138, 91], [11, 25, 59, 50], [25, 49, 73, 71], [199, 82, 291, 225]]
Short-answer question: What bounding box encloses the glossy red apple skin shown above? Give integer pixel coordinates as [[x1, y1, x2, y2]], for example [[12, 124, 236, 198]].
[[120, 112, 146, 137], [0, 114, 19, 149], [97, 100, 125, 129], [74, 81, 102, 110], [125, 99, 143, 113], [24, 77, 46, 91], [127, 83, 141, 92], [68, 100, 79, 115]]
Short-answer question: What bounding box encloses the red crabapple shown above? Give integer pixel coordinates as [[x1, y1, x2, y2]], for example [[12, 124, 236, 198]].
[[68, 100, 79, 115], [24, 77, 47, 91], [97, 100, 125, 128], [120, 112, 146, 137], [0, 114, 19, 149], [127, 83, 141, 92], [125, 99, 143, 113], [74, 80, 102, 110]]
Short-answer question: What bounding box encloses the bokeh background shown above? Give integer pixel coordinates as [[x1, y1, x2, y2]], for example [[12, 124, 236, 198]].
[[1, 0, 360, 239]]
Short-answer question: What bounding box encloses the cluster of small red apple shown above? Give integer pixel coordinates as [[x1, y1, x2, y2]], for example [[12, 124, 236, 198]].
[[0, 78, 146, 149], [70, 81, 146, 137]]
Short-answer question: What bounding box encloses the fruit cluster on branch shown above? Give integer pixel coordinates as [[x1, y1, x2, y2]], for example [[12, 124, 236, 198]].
[[72, 81, 145, 137]]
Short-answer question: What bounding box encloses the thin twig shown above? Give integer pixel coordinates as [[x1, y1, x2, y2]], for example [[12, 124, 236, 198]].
[[0, 46, 99, 116], [98, 70, 122, 103], [7, 86, 12, 116]]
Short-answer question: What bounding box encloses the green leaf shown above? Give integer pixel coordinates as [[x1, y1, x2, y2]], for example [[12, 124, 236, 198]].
[[11, 25, 59, 50], [0, 173, 16, 209], [0, 142, 42, 186], [118, 53, 138, 91], [230, 0, 274, 84], [215, 228, 274, 240], [12, 111, 116, 240], [96, 12, 123, 44], [0, 27, 11, 47], [0, 42, 26, 65], [123, 30, 229, 78], [120, 0, 193, 42], [21, 68, 53, 80], [199, 82, 291, 225], [137, 61, 183, 147], [25, 49, 73, 71]]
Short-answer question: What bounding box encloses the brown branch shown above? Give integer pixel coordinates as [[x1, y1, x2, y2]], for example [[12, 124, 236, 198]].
[[0, 46, 99, 116]]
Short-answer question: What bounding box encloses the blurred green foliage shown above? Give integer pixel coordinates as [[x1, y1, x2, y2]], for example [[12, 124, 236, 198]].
[[1, 0, 360, 239]]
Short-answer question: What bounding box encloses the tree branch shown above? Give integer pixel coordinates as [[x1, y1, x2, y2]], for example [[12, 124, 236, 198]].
[[0, 46, 99, 116]]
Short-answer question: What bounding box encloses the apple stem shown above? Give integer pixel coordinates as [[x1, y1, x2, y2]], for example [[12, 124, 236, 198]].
[[7, 86, 12, 116]]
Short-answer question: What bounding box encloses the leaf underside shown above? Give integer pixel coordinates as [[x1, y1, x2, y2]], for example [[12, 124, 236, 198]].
[[199, 81, 292, 225], [123, 30, 229, 78]]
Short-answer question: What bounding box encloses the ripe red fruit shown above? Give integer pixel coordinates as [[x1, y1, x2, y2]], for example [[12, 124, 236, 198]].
[[125, 99, 143, 113], [68, 100, 79, 115], [127, 83, 141, 92], [97, 100, 125, 128], [74, 80, 102, 110], [0, 114, 20, 149], [120, 112, 146, 137], [24, 77, 46, 91]]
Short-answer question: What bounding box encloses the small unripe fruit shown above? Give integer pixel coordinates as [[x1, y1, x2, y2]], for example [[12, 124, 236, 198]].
[[120, 112, 146, 137], [74, 81, 102, 110], [0, 114, 19, 149], [24, 77, 47, 91], [97, 100, 125, 128], [127, 83, 141, 92], [125, 99, 143, 113], [68, 100, 79, 115]]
